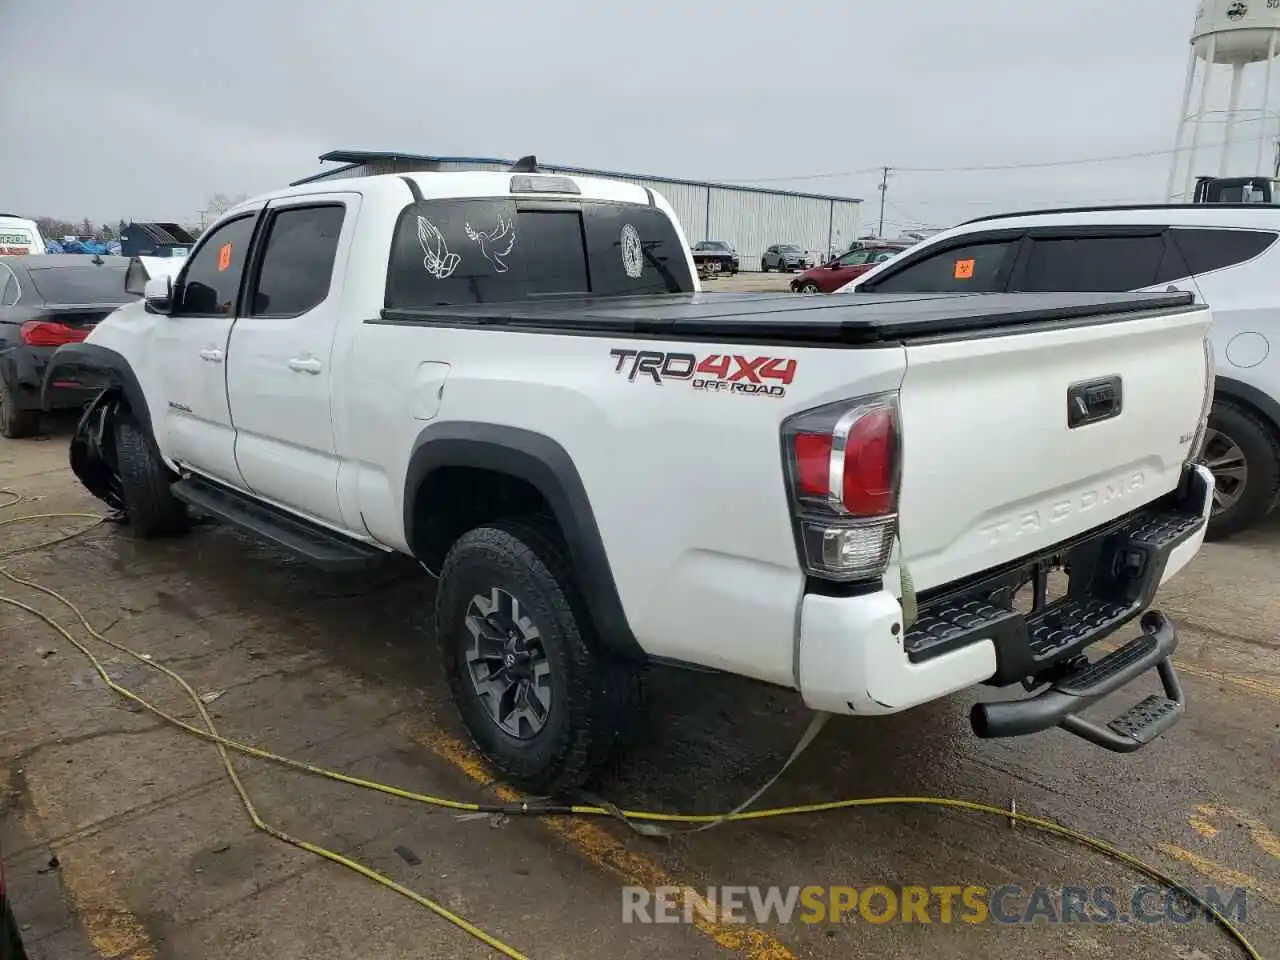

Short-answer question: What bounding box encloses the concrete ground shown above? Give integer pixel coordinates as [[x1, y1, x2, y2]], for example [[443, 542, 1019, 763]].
[[701, 271, 794, 293], [0, 419, 1277, 960]]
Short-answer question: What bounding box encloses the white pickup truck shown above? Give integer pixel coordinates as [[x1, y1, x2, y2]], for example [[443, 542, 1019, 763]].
[[46, 168, 1216, 792]]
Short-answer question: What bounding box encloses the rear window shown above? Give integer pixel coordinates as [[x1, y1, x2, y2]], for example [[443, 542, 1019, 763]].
[[26, 264, 133, 304], [385, 198, 693, 308]]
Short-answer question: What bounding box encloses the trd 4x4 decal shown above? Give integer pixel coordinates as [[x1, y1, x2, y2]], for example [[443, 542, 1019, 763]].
[[609, 348, 797, 398]]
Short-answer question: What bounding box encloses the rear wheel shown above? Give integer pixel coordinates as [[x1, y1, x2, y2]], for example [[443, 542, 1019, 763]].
[[436, 519, 645, 794], [114, 413, 190, 538], [0, 376, 40, 439], [760, 259, 770, 273], [1203, 401, 1280, 541]]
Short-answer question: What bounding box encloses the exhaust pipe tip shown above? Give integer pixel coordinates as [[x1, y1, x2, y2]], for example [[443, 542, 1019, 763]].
[[970, 702, 994, 739]]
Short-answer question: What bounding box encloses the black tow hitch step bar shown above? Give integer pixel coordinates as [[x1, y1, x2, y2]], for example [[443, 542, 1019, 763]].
[[971, 611, 1185, 753]]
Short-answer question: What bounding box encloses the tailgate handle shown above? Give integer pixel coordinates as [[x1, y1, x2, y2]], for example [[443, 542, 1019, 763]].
[[1067, 376, 1123, 429]]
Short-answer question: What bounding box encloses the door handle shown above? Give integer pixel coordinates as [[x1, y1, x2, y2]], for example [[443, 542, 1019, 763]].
[[288, 356, 323, 375], [199, 347, 224, 363]]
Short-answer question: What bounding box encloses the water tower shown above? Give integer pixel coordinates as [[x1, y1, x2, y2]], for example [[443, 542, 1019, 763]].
[[1166, 0, 1280, 200]]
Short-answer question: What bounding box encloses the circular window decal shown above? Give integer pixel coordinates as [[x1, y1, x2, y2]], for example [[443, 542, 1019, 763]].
[[620, 224, 644, 279]]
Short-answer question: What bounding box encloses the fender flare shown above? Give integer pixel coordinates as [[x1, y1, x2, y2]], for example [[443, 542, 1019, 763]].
[[1214, 375, 1280, 437], [404, 421, 645, 661], [42, 342, 151, 428]]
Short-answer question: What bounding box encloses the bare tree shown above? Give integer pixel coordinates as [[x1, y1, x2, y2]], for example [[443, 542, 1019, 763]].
[[204, 193, 249, 219]]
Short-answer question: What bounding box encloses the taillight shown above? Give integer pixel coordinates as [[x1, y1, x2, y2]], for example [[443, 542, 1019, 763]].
[[783, 393, 901, 582], [20, 320, 90, 346]]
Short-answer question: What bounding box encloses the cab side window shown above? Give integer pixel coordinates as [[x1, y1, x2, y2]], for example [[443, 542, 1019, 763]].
[[172, 215, 258, 316], [248, 205, 345, 317]]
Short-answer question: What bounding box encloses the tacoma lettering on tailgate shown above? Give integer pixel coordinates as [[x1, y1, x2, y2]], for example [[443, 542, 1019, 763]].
[[976, 472, 1147, 547], [609, 348, 796, 398]]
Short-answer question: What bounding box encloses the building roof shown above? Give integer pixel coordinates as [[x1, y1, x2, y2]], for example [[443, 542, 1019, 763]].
[[124, 221, 196, 244], [293, 150, 862, 204]]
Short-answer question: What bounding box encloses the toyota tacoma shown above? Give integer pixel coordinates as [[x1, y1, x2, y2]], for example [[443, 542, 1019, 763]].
[[46, 168, 1216, 792]]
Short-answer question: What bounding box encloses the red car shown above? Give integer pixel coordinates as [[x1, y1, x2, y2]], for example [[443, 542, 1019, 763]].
[[790, 246, 906, 294]]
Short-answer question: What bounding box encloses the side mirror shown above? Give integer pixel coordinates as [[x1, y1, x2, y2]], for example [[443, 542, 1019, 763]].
[[144, 276, 173, 314]]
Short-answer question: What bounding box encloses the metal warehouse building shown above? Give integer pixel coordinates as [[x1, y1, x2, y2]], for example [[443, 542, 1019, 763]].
[[293, 150, 862, 271]]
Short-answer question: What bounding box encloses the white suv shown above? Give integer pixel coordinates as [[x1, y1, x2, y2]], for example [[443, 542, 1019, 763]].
[[840, 205, 1280, 540]]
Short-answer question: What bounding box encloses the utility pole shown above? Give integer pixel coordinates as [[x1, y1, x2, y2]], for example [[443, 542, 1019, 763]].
[[877, 167, 891, 237]]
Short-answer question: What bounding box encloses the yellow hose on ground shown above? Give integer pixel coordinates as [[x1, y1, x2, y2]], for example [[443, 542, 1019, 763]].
[[0, 494, 1263, 960]]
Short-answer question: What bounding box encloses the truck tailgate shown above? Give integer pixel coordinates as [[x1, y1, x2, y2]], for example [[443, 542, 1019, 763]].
[[897, 303, 1211, 591]]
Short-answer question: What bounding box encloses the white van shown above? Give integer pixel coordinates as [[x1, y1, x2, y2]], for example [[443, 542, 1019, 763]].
[[0, 215, 46, 256]]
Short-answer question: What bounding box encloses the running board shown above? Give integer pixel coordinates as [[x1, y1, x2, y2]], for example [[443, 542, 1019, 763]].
[[170, 477, 387, 572], [970, 610, 1185, 753]]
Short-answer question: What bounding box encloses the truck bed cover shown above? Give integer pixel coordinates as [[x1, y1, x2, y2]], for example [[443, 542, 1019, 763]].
[[376, 290, 1197, 346]]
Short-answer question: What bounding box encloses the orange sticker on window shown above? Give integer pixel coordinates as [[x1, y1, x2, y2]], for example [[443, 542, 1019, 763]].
[[217, 243, 233, 272], [954, 258, 976, 280]]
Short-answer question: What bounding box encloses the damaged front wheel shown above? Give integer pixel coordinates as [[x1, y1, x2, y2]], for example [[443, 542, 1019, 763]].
[[114, 413, 190, 539]]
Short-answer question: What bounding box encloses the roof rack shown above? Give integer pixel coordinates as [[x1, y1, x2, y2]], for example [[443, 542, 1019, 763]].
[[961, 202, 1280, 226]]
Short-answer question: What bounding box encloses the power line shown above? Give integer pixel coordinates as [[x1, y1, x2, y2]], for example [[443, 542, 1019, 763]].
[[724, 131, 1279, 184]]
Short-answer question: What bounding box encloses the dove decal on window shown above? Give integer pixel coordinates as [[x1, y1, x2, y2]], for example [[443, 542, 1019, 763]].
[[417, 216, 461, 280], [465, 216, 517, 273]]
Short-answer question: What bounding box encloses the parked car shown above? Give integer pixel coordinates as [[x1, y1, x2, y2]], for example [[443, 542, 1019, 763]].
[[839, 203, 1280, 541], [51, 171, 1212, 794], [1, 859, 28, 960], [690, 240, 739, 275], [760, 244, 812, 272], [0, 254, 136, 438], [791, 245, 907, 294], [0, 216, 45, 258]]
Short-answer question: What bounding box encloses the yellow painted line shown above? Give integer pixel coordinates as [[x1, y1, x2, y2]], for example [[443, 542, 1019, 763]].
[[1158, 843, 1280, 906], [22, 767, 156, 960], [409, 726, 798, 960], [1188, 804, 1280, 862], [1188, 804, 1221, 839], [1171, 661, 1280, 704], [1093, 639, 1280, 705]]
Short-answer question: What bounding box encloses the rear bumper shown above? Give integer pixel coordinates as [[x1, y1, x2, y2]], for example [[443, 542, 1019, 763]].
[[796, 464, 1213, 716], [3, 345, 98, 412]]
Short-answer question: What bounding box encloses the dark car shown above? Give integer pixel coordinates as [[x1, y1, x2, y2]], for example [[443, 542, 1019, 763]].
[[760, 244, 812, 273], [691, 240, 739, 275], [790, 245, 907, 294], [1, 860, 28, 960], [0, 255, 136, 438]]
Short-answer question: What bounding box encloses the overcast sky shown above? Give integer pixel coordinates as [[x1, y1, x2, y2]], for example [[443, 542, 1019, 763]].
[[2, 0, 1272, 233]]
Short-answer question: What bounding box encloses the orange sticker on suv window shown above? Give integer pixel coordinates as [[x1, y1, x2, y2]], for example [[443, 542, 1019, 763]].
[[954, 258, 976, 279], [217, 243, 233, 272]]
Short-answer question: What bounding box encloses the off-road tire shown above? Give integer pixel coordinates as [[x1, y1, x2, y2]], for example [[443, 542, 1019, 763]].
[[436, 519, 645, 795], [0, 376, 40, 439], [1205, 401, 1280, 541], [114, 413, 190, 538]]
